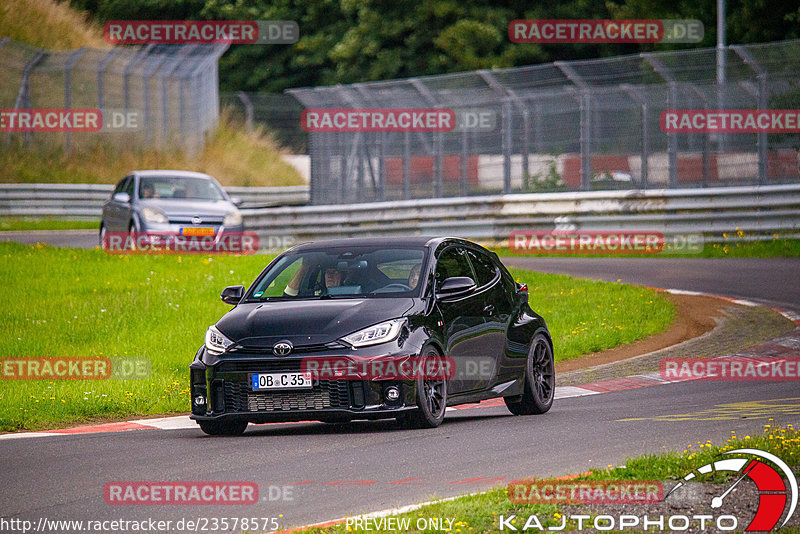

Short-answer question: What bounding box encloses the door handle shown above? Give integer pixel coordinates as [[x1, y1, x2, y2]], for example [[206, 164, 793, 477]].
[[483, 305, 496, 316]]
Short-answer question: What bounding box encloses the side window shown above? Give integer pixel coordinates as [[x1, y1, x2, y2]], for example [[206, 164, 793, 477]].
[[435, 247, 474, 285], [465, 248, 499, 287], [113, 177, 129, 195], [123, 176, 136, 197]]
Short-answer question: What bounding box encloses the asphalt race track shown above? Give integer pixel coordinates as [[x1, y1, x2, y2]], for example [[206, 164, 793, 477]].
[[2, 381, 799, 530], [2, 238, 799, 530]]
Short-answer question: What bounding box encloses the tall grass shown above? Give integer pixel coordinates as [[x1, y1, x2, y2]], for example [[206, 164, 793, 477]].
[[0, 0, 108, 50], [0, 111, 306, 186]]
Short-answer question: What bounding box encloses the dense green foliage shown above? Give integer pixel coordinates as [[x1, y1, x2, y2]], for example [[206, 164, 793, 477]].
[[68, 0, 800, 92]]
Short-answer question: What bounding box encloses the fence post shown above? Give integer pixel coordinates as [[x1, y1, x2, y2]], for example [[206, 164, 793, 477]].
[[621, 85, 649, 189], [410, 79, 443, 198], [64, 48, 87, 153], [502, 101, 512, 194], [403, 131, 411, 200], [237, 91, 254, 133], [97, 48, 118, 111], [460, 125, 468, 197], [732, 45, 768, 185], [555, 61, 592, 190], [7, 48, 45, 147], [644, 54, 679, 188]]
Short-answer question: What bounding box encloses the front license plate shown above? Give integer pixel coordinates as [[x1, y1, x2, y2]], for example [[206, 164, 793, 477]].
[[181, 227, 214, 236], [251, 372, 313, 390]]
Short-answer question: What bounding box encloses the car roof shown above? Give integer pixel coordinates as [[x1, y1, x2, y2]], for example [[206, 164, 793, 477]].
[[132, 170, 214, 179], [289, 236, 473, 251]]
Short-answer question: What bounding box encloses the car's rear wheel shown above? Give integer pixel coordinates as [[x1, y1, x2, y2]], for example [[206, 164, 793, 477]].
[[397, 347, 447, 429], [505, 333, 554, 415], [198, 420, 248, 436]]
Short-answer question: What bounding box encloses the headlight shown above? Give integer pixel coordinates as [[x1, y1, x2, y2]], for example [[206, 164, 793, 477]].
[[141, 207, 168, 224], [341, 319, 406, 348], [205, 325, 234, 355], [223, 210, 242, 226]]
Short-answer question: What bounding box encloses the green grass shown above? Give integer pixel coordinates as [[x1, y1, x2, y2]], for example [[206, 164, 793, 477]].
[[0, 217, 99, 231], [296, 423, 800, 534], [0, 243, 673, 431], [509, 268, 674, 360], [493, 236, 800, 258]]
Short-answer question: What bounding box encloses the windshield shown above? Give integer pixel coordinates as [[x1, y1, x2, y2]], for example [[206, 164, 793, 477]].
[[139, 176, 225, 201], [247, 247, 427, 300]]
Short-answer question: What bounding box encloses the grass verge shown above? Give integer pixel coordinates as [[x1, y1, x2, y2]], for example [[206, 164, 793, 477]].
[[0, 217, 99, 231], [296, 423, 800, 533], [1, 243, 672, 431]]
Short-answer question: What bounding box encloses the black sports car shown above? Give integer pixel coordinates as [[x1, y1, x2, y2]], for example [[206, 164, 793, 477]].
[[190, 237, 554, 435]]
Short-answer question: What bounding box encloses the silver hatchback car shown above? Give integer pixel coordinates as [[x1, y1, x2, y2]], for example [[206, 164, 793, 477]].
[[100, 170, 244, 246]]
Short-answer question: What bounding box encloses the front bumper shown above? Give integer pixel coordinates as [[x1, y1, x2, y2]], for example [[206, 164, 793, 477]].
[[190, 348, 423, 423]]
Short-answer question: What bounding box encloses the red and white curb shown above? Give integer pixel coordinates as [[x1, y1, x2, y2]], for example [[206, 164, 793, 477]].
[[3, 288, 797, 442]]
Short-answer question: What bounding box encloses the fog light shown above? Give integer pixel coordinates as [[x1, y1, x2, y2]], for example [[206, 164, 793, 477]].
[[385, 386, 400, 402], [194, 395, 206, 406]]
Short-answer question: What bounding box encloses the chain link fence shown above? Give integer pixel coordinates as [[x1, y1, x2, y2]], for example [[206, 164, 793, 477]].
[[0, 38, 227, 154], [288, 40, 800, 205], [220, 91, 306, 153]]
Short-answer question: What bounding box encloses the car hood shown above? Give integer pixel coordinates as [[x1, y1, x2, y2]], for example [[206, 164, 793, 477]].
[[215, 298, 418, 347], [139, 199, 235, 218]]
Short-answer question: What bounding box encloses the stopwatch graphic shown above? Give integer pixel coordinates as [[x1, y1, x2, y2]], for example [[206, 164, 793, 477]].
[[665, 449, 798, 531]]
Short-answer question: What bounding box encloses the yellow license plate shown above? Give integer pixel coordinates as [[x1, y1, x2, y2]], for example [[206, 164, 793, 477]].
[[181, 227, 214, 236]]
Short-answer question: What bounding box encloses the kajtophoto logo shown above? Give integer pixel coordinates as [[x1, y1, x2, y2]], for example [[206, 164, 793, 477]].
[[499, 449, 797, 531], [665, 448, 798, 531]]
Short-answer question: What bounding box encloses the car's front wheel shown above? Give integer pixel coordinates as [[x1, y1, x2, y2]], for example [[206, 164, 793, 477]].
[[397, 347, 447, 429], [198, 420, 248, 436], [505, 333, 554, 415]]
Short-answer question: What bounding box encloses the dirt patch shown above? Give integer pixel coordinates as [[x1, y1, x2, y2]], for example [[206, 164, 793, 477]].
[[556, 293, 727, 374]]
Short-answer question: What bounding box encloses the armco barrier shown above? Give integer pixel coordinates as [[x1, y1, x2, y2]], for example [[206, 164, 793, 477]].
[[242, 184, 800, 245], [0, 183, 310, 219], [2, 183, 799, 246]]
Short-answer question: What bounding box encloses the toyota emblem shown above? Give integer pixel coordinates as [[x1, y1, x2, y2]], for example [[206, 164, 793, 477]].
[[273, 341, 293, 356], [192, 216, 202, 225]]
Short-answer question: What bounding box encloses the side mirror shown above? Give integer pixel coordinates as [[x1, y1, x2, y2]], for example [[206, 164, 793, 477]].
[[231, 197, 244, 207], [220, 285, 244, 305], [113, 192, 131, 203], [435, 276, 476, 300]]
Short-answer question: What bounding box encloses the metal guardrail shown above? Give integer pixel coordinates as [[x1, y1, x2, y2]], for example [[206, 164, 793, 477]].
[[0, 183, 310, 219], [2, 183, 798, 246], [242, 184, 800, 245]]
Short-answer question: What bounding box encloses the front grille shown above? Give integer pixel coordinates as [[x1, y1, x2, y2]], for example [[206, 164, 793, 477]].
[[217, 360, 302, 373], [230, 342, 345, 356], [223, 380, 350, 412], [169, 217, 224, 225]]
